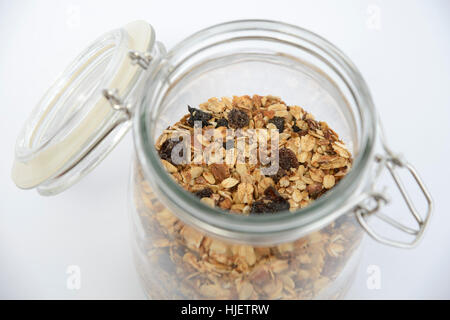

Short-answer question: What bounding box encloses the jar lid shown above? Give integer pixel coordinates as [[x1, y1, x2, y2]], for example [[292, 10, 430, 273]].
[[12, 21, 155, 195]]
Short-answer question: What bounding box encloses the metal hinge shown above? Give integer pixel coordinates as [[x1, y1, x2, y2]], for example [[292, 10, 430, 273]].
[[102, 89, 131, 119], [128, 50, 152, 70]]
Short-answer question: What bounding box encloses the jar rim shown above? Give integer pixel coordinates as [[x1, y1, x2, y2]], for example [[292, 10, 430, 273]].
[[134, 19, 377, 245]]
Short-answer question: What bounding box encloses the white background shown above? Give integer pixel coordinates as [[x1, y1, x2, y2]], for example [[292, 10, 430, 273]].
[[1, 0, 449, 299]]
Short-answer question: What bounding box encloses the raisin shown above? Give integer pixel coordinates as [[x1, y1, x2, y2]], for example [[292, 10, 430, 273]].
[[216, 118, 229, 128], [187, 105, 212, 127], [250, 199, 289, 214], [194, 188, 213, 199], [159, 139, 183, 163], [269, 168, 286, 184], [250, 186, 290, 214], [250, 201, 272, 214], [268, 116, 285, 132], [270, 198, 290, 211], [264, 186, 283, 202], [279, 148, 299, 170], [228, 108, 249, 128]]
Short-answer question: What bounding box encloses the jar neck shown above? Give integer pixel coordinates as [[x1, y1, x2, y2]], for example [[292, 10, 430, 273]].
[[134, 20, 377, 245]]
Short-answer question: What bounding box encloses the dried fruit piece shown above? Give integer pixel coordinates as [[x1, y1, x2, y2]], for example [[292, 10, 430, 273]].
[[279, 148, 299, 170], [264, 186, 282, 202], [272, 168, 287, 184], [194, 188, 213, 198], [228, 108, 249, 128], [250, 186, 290, 214], [216, 118, 229, 128], [187, 105, 212, 127], [268, 116, 285, 132], [158, 138, 183, 163]]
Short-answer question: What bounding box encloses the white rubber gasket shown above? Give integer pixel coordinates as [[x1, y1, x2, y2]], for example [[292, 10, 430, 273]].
[[12, 21, 152, 189]]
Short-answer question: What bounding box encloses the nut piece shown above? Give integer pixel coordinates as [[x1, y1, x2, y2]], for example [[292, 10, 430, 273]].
[[210, 163, 230, 182]]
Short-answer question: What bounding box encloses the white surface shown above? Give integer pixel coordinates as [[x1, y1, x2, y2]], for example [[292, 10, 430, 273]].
[[1, 0, 449, 299]]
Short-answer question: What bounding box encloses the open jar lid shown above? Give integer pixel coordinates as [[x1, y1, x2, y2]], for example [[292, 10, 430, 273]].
[[12, 21, 156, 195]]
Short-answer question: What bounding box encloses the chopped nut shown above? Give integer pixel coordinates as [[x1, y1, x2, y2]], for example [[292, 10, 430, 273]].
[[210, 163, 230, 182]]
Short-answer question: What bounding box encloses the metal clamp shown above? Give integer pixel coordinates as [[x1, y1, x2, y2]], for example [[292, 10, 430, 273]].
[[354, 122, 433, 248], [128, 50, 152, 70], [102, 89, 131, 119]]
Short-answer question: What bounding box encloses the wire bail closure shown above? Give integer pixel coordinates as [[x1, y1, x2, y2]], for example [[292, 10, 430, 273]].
[[354, 121, 433, 248]]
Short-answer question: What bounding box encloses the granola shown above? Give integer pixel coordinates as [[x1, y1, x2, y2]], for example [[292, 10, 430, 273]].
[[155, 95, 352, 213], [132, 95, 362, 299]]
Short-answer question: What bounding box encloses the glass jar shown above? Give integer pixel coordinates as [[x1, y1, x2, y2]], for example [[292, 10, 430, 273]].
[[12, 20, 433, 300]]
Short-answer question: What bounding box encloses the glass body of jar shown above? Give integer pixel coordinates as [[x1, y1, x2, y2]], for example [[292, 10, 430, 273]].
[[129, 20, 377, 299]]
